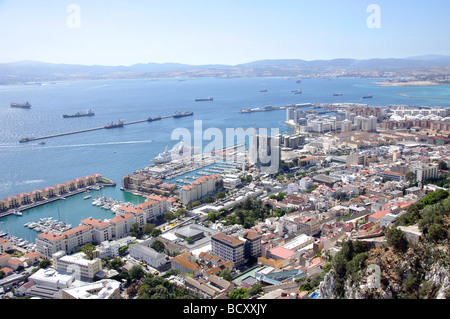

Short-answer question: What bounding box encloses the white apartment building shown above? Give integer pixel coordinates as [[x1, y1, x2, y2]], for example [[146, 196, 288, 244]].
[[62, 279, 121, 299], [52, 251, 103, 280], [62, 225, 94, 255], [180, 174, 223, 204], [81, 217, 112, 243], [109, 213, 137, 240], [128, 239, 167, 269]]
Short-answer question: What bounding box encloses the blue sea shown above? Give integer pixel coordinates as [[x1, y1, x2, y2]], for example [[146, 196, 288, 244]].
[[0, 76, 449, 241]]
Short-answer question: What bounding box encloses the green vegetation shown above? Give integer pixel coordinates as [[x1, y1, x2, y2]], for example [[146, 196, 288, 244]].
[[395, 189, 450, 243], [227, 283, 263, 299], [298, 263, 331, 293], [79, 243, 96, 260], [129, 272, 196, 299], [331, 240, 372, 298], [223, 196, 275, 229]]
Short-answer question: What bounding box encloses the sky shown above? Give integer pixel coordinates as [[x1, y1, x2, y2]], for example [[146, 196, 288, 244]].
[[0, 0, 449, 66]]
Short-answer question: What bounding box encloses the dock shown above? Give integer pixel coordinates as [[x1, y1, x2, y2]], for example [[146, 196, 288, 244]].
[[18, 112, 190, 143]]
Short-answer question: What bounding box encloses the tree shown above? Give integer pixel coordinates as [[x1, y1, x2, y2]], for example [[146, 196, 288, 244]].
[[152, 240, 165, 253], [174, 208, 187, 219], [143, 223, 156, 235], [129, 265, 145, 280], [163, 212, 174, 223], [426, 224, 447, 242], [151, 228, 162, 238], [130, 222, 142, 238], [39, 259, 51, 269], [438, 160, 448, 170], [386, 227, 408, 252], [215, 191, 226, 200], [81, 243, 96, 260], [219, 268, 233, 281], [405, 171, 417, 185], [227, 288, 249, 299], [110, 258, 124, 270]]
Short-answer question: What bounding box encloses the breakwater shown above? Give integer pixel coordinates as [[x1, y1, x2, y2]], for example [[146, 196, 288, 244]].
[[18, 112, 191, 143]]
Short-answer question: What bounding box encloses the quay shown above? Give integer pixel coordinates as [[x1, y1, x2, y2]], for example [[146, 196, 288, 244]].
[[18, 111, 191, 143], [0, 175, 116, 218]]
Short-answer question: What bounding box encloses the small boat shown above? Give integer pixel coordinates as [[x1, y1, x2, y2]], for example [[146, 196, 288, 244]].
[[12, 210, 22, 216], [38, 141, 46, 145], [83, 195, 92, 200]]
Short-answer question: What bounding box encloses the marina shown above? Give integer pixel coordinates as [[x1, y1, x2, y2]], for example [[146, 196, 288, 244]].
[[24, 217, 72, 235]]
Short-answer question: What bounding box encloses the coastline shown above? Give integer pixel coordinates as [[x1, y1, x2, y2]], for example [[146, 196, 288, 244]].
[[373, 80, 443, 87]]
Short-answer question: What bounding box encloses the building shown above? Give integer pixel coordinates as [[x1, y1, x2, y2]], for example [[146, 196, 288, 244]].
[[249, 133, 281, 173], [61, 279, 121, 299], [62, 225, 94, 255], [243, 231, 262, 262], [211, 233, 246, 267], [52, 251, 103, 280], [81, 218, 112, 243], [36, 232, 66, 259], [411, 164, 439, 182], [170, 252, 202, 276], [109, 213, 137, 240], [128, 239, 167, 269], [180, 174, 223, 205], [0, 238, 12, 253]]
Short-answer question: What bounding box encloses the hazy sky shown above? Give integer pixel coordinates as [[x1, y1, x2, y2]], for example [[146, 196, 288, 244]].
[[0, 0, 449, 66]]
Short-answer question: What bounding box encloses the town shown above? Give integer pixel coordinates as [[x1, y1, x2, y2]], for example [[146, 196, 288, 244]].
[[1, 103, 449, 300]]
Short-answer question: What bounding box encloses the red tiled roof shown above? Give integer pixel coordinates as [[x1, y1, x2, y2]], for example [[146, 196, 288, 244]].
[[110, 213, 135, 224], [38, 232, 64, 242], [81, 217, 109, 228]]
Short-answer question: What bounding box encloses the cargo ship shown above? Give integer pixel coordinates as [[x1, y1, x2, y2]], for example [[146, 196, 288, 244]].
[[104, 120, 125, 129], [152, 141, 200, 164], [259, 89, 268, 92], [195, 97, 213, 101], [333, 92, 343, 96], [173, 111, 193, 118], [63, 109, 95, 118], [10, 101, 31, 109], [363, 94, 373, 99]]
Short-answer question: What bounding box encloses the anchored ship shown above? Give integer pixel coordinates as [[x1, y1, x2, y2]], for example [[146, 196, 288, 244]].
[[173, 111, 193, 118], [10, 101, 31, 109], [152, 141, 200, 164], [104, 120, 125, 129], [63, 109, 95, 118], [195, 97, 213, 101]]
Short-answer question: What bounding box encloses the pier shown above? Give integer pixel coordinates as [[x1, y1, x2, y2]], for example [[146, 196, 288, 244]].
[[18, 112, 191, 143]]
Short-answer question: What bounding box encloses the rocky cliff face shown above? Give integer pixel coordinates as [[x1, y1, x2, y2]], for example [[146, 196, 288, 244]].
[[318, 243, 449, 299]]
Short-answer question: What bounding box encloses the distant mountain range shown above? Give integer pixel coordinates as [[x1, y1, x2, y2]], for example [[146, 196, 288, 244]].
[[1, 55, 450, 82]]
